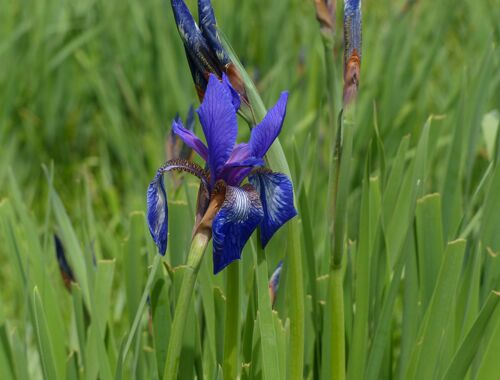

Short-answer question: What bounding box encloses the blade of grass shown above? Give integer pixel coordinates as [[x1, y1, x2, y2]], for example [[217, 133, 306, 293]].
[[415, 193, 445, 309], [33, 287, 61, 380], [223, 262, 241, 379], [442, 291, 500, 380], [409, 239, 466, 380]]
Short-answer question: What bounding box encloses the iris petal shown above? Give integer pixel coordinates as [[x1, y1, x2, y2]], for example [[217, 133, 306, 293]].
[[147, 171, 169, 255], [197, 75, 238, 182], [219, 143, 263, 186], [172, 117, 209, 161], [220, 157, 264, 186], [226, 143, 251, 164], [212, 184, 264, 274], [248, 171, 297, 248], [222, 74, 241, 112], [249, 92, 288, 158], [147, 160, 209, 255]]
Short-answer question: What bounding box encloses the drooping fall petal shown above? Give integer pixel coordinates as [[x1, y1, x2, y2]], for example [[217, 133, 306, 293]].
[[147, 160, 209, 255], [212, 184, 264, 273], [249, 170, 297, 248]]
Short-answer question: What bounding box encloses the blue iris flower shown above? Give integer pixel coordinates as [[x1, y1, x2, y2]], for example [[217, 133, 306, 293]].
[[147, 74, 297, 274]]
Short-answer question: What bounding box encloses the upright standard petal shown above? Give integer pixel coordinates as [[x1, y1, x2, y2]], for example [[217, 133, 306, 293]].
[[197, 75, 238, 181], [172, 117, 209, 161], [212, 184, 264, 274], [249, 92, 289, 158], [147, 160, 209, 255], [222, 74, 241, 112], [249, 171, 297, 248]]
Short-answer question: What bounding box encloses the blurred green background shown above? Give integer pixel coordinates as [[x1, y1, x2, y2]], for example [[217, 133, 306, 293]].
[[0, 0, 499, 379]]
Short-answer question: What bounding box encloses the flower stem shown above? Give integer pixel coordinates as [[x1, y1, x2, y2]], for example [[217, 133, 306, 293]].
[[328, 110, 354, 380], [223, 262, 240, 379], [163, 230, 211, 380]]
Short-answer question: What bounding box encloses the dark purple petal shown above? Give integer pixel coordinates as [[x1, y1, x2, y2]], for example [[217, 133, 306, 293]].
[[249, 92, 289, 158], [220, 157, 265, 186], [226, 143, 251, 164], [172, 117, 209, 161], [223, 74, 241, 112], [198, 0, 231, 66], [220, 144, 264, 186], [224, 157, 265, 169], [197, 74, 238, 182], [212, 184, 264, 274], [248, 171, 297, 248], [147, 160, 209, 255]]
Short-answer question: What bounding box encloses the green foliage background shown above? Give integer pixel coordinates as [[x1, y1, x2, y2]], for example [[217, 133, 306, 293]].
[[0, 0, 499, 379]]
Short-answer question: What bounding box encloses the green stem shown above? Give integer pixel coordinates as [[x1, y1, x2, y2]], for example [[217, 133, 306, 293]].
[[163, 231, 211, 380], [330, 265, 346, 380], [123, 253, 161, 361], [223, 262, 240, 379], [328, 110, 354, 380]]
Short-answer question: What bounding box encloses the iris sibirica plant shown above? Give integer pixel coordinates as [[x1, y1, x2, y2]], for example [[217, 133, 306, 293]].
[[147, 74, 296, 273]]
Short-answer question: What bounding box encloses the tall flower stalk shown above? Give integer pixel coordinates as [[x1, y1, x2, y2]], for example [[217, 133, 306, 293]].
[[317, 1, 362, 379]]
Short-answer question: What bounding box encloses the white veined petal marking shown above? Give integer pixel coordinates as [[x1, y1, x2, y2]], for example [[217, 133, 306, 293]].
[[211, 184, 264, 274], [262, 176, 287, 224], [225, 186, 252, 221], [248, 171, 297, 248], [153, 189, 166, 237]]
